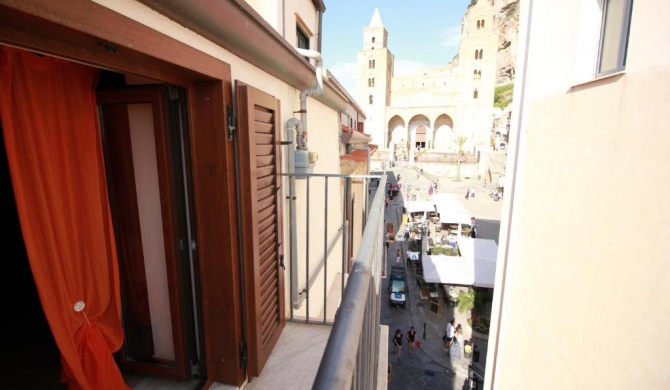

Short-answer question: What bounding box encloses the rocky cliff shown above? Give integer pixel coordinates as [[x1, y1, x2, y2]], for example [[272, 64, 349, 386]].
[[493, 0, 519, 86]]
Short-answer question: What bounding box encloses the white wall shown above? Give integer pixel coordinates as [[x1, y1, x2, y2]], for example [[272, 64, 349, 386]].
[[489, 1, 670, 388]]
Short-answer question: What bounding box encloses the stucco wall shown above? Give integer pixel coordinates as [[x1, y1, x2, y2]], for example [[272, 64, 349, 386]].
[[490, 1, 670, 388]]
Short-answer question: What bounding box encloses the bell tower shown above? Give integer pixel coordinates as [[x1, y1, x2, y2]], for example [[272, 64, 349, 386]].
[[357, 8, 393, 149]]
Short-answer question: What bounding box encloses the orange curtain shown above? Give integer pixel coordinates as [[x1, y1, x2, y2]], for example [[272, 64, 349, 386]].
[[0, 47, 129, 390]]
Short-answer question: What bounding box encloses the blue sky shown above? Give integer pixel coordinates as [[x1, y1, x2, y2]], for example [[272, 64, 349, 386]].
[[321, 0, 472, 100]]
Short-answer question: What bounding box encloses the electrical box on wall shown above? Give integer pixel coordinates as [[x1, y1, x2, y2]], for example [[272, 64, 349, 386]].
[[295, 150, 317, 177]]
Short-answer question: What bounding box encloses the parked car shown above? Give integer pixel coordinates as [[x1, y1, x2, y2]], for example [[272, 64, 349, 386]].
[[389, 266, 407, 309]]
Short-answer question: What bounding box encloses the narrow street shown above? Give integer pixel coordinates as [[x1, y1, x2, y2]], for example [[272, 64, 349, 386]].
[[375, 155, 505, 389]]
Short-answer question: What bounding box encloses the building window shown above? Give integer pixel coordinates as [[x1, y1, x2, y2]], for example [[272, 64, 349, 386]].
[[369, 95, 373, 104], [371, 78, 375, 87], [372, 59, 376, 69], [368, 78, 375, 87], [477, 20, 481, 28], [473, 89, 479, 99], [475, 49, 483, 60], [597, 0, 633, 76], [481, 19, 485, 28], [368, 59, 376, 69], [296, 25, 309, 51], [372, 37, 376, 43]]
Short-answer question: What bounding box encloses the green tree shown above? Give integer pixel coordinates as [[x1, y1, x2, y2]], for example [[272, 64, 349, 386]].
[[454, 135, 468, 181], [456, 288, 475, 314], [454, 135, 468, 155]]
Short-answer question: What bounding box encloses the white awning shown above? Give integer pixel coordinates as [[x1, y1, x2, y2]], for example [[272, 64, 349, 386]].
[[422, 254, 473, 286], [422, 238, 498, 288], [406, 200, 435, 214], [458, 238, 498, 288], [432, 193, 472, 225]]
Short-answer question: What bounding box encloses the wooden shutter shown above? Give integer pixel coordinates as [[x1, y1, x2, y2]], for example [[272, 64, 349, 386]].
[[235, 82, 285, 377]]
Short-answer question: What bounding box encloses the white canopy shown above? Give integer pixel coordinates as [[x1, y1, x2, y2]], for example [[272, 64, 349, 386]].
[[406, 200, 435, 214], [422, 238, 498, 288], [458, 238, 498, 288], [422, 254, 473, 286], [432, 193, 472, 225]]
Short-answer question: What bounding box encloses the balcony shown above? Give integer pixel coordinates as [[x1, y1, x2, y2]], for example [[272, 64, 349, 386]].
[[213, 173, 388, 390]]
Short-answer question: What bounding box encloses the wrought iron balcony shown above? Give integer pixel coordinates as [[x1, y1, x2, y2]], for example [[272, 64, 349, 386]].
[[236, 173, 387, 390]]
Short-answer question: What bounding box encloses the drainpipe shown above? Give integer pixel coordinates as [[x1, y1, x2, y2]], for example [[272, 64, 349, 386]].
[[286, 117, 303, 309], [288, 48, 324, 309], [295, 48, 323, 150]]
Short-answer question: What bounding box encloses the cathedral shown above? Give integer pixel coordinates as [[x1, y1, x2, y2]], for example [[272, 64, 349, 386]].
[[357, 1, 499, 162]]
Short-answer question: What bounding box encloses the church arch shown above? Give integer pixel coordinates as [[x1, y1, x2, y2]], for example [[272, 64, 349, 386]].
[[433, 114, 455, 152], [387, 115, 406, 150], [408, 114, 431, 150]]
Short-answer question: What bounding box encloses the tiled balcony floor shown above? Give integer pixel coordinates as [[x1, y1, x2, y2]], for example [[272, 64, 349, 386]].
[[225, 322, 331, 390]]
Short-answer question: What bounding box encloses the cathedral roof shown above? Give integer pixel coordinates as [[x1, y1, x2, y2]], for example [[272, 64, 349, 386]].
[[369, 8, 383, 27]]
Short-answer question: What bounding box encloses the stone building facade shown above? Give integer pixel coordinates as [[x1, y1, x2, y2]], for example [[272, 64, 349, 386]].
[[357, 1, 499, 161]]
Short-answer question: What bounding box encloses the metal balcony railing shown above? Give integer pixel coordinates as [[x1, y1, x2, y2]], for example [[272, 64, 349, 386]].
[[310, 174, 387, 390], [281, 170, 385, 388]]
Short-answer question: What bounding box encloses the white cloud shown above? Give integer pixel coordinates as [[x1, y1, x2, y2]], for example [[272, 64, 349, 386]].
[[327, 61, 358, 101], [440, 25, 462, 49]]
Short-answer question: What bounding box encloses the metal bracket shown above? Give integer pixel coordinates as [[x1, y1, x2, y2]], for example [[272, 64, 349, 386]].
[[227, 104, 236, 141]]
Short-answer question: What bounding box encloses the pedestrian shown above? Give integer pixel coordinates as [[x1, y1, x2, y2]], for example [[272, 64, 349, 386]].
[[406, 250, 412, 268], [465, 188, 470, 200], [471, 186, 476, 198], [469, 216, 478, 238], [407, 327, 417, 356], [396, 249, 402, 265], [450, 324, 463, 360], [393, 329, 403, 360], [444, 318, 455, 351]]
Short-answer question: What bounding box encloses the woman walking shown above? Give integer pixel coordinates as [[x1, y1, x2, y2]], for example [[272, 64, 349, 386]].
[[393, 329, 403, 360], [450, 324, 463, 360], [407, 327, 417, 356]]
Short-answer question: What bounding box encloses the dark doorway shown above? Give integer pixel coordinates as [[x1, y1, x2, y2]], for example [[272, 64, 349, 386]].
[[0, 124, 67, 389]]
